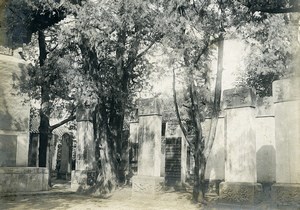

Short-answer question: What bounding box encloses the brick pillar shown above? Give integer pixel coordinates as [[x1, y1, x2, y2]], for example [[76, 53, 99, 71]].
[[71, 107, 96, 190], [219, 87, 262, 204], [132, 98, 164, 198], [271, 77, 300, 205]]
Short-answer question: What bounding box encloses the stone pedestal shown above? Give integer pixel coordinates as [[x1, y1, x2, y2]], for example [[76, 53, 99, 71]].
[[132, 176, 164, 198], [71, 107, 96, 190], [220, 182, 262, 204], [132, 98, 164, 198], [271, 78, 300, 205], [220, 88, 262, 204]]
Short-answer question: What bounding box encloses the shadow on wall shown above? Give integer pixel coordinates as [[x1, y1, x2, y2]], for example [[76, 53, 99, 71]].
[[256, 145, 276, 183], [0, 62, 29, 131], [0, 88, 14, 130], [205, 145, 225, 194]]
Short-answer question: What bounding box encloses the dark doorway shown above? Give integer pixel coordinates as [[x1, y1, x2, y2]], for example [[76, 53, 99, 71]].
[[165, 137, 181, 185]]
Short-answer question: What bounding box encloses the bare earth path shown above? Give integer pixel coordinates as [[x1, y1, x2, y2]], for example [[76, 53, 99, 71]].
[[0, 187, 200, 210], [1, 185, 299, 210]]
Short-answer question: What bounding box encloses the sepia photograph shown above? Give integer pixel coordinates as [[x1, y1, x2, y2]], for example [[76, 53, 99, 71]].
[[0, 0, 299, 209]]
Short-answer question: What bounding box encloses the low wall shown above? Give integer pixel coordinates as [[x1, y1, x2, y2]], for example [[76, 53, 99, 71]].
[[0, 167, 49, 194]]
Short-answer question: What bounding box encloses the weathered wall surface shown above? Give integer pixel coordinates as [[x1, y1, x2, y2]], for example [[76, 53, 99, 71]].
[[255, 97, 276, 183], [273, 78, 300, 183], [271, 77, 300, 205], [203, 117, 225, 181], [0, 52, 30, 167], [0, 167, 49, 193], [223, 88, 257, 183]]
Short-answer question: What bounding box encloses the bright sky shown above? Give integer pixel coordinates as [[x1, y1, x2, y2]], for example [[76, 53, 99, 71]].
[[147, 39, 246, 97]]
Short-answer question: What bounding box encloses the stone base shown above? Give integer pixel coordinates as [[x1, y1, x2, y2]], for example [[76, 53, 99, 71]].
[[71, 170, 97, 191], [271, 183, 300, 205], [219, 182, 263, 204], [132, 175, 164, 198], [0, 167, 49, 194]]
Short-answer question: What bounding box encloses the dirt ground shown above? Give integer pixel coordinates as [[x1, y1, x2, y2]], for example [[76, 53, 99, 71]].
[[0, 187, 200, 210], [0, 183, 299, 210]]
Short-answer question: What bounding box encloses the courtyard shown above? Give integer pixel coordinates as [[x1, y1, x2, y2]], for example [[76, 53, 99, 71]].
[[0, 180, 299, 210], [1, 0, 300, 209]]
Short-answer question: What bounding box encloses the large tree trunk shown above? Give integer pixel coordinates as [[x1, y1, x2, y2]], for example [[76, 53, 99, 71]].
[[108, 100, 126, 184], [94, 104, 118, 194], [38, 29, 49, 168], [38, 29, 52, 186], [195, 36, 224, 202], [188, 71, 205, 202]]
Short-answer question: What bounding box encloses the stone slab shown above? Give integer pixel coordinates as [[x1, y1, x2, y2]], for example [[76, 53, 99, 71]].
[[132, 175, 164, 198], [271, 183, 300, 205], [223, 87, 256, 109], [0, 167, 48, 193], [219, 182, 263, 204]]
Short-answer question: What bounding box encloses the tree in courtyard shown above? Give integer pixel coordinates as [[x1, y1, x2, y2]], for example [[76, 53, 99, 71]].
[[161, 0, 291, 202], [10, 0, 165, 192], [6, 0, 79, 186], [50, 0, 166, 193], [160, 1, 230, 202]]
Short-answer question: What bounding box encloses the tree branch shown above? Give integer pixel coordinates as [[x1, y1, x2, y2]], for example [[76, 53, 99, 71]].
[[49, 110, 76, 132], [125, 33, 164, 69], [172, 68, 193, 149], [194, 38, 220, 65], [204, 36, 224, 159]]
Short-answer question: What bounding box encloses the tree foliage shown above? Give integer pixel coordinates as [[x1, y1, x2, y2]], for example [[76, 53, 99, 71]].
[[236, 13, 299, 97]]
